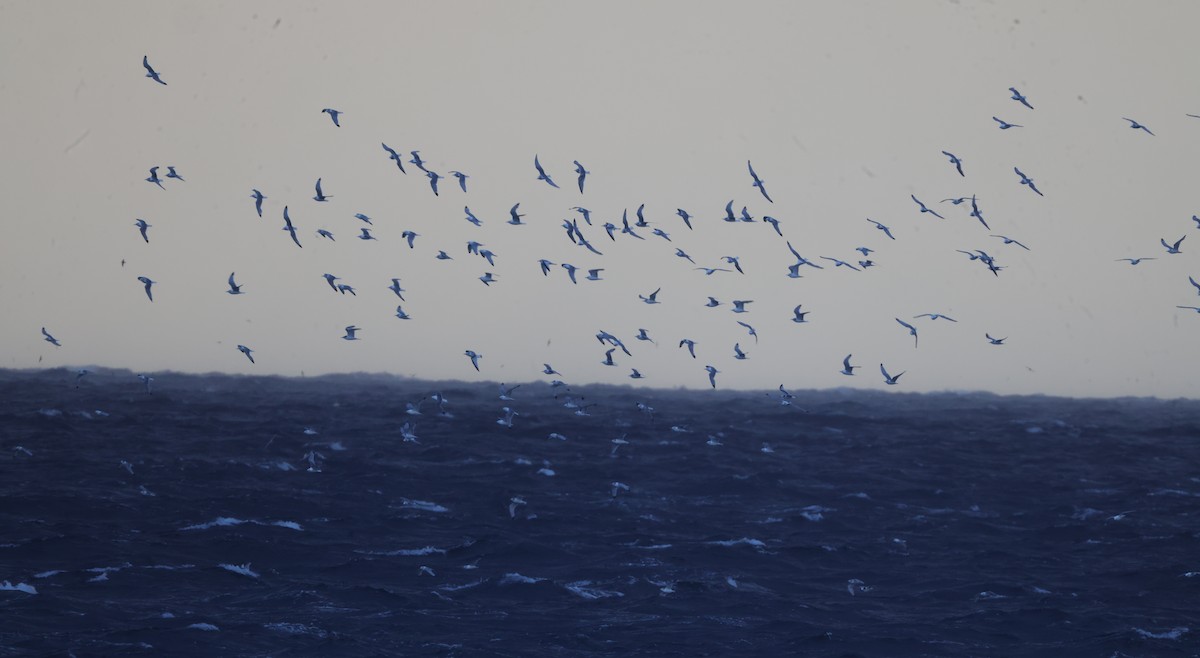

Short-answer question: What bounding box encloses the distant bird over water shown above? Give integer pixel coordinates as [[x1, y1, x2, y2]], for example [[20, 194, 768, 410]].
[[237, 345, 255, 363], [41, 328, 61, 347], [880, 363, 905, 385], [321, 108, 342, 127], [574, 160, 589, 193], [464, 350, 482, 371], [1009, 87, 1034, 109], [134, 219, 151, 243], [993, 116, 1022, 130], [313, 178, 331, 202], [747, 161, 773, 203], [137, 276, 156, 302], [250, 189, 265, 217], [142, 56, 166, 85], [1014, 167, 1044, 196], [534, 155, 559, 189], [1122, 117, 1154, 135]]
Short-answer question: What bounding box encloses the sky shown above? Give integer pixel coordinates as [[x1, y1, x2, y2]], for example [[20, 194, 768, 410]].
[[2, 1, 1199, 398]]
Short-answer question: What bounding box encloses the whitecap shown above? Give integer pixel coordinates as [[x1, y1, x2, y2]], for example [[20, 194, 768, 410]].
[[707, 538, 766, 549], [537, 468, 556, 477], [186, 623, 220, 632], [219, 563, 260, 579], [34, 570, 63, 579], [499, 572, 544, 585], [565, 581, 624, 599], [438, 578, 484, 592], [1133, 626, 1189, 640], [0, 581, 37, 594], [398, 498, 449, 513], [182, 517, 245, 531], [268, 521, 303, 531], [264, 622, 329, 638]]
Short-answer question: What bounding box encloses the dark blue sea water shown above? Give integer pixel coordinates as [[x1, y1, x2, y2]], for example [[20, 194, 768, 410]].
[[2, 369, 1198, 656]]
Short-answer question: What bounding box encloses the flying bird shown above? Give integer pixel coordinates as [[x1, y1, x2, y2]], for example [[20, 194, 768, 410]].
[[912, 195, 945, 219], [942, 151, 964, 177], [721, 256, 745, 274], [914, 313, 957, 322], [1009, 87, 1034, 109], [134, 219, 151, 243], [479, 272, 498, 286], [791, 305, 810, 323], [895, 318, 919, 347], [1188, 276, 1200, 296], [449, 171, 468, 193], [679, 338, 697, 359], [381, 143, 407, 173], [146, 167, 165, 190], [639, 287, 662, 304], [880, 363, 905, 385], [867, 218, 895, 240], [561, 263, 579, 284], [992, 116, 1022, 129], [464, 207, 483, 226], [358, 228, 376, 241], [409, 151, 428, 172], [250, 189, 266, 217], [1013, 167, 1044, 196], [388, 278, 406, 299], [985, 334, 1006, 345], [226, 272, 244, 295], [142, 56, 166, 85], [723, 200, 737, 223], [426, 170, 443, 196], [41, 327, 61, 347], [533, 155, 559, 188], [508, 203, 525, 225], [676, 209, 694, 230], [991, 234, 1030, 250], [821, 256, 861, 271], [282, 206, 302, 248], [840, 354, 858, 376], [969, 195, 989, 230], [1116, 257, 1155, 265], [737, 321, 759, 343], [313, 178, 331, 202], [321, 108, 342, 127], [165, 166, 184, 182], [341, 326, 361, 341], [464, 350, 482, 371], [137, 276, 156, 302], [763, 216, 783, 236], [237, 345, 255, 363], [731, 300, 753, 313], [401, 230, 418, 249], [574, 160, 589, 193], [747, 160, 773, 203], [354, 213, 372, 225], [395, 306, 411, 320], [733, 343, 748, 360], [1122, 117, 1154, 135], [705, 365, 720, 388], [1161, 236, 1186, 254]]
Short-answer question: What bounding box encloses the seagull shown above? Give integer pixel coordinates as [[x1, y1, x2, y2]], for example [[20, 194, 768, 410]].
[[840, 354, 858, 375], [733, 343, 748, 360], [464, 207, 483, 226], [676, 209, 694, 230], [570, 206, 593, 225], [652, 228, 671, 241], [1122, 117, 1154, 135], [1116, 257, 1155, 265], [409, 151, 428, 172], [41, 327, 61, 347], [499, 383, 521, 401], [1189, 276, 1200, 296], [358, 228, 376, 241], [542, 363, 561, 376], [1161, 236, 1186, 254], [134, 219, 151, 243], [282, 206, 302, 248], [880, 363, 904, 385], [137, 276, 155, 301], [942, 197, 970, 205], [165, 166, 185, 182], [679, 338, 697, 359], [464, 350, 482, 371], [1193, 215, 1200, 229], [912, 195, 946, 219], [435, 250, 451, 260], [536, 259, 554, 276], [381, 143, 407, 173], [629, 369, 644, 379], [791, 305, 810, 323], [354, 213, 372, 225], [1177, 306, 1200, 313], [723, 200, 737, 222], [250, 189, 266, 217], [731, 300, 753, 313], [855, 247, 874, 257], [821, 256, 861, 271], [142, 56, 166, 85], [915, 313, 957, 322], [763, 215, 783, 236], [342, 326, 361, 341], [574, 160, 589, 193], [337, 284, 356, 296], [747, 160, 773, 203], [721, 256, 745, 274], [533, 155, 559, 188], [145, 166, 165, 190], [985, 334, 1006, 345], [323, 273, 340, 292], [508, 203, 525, 225], [737, 321, 759, 343], [621, 213, 645, 239], [226, 272, 244, 295], [394, 306, 411, 320], [586, 268, 604, 281], [993, 116, 1023, 129], [674, 248, 695, 264], [895, 318, 919, 347], [601, 348, 617, 366], [705, 365, 719, 388], [705, 297, 721, 308], [858, 260, 875, 269], [321, 108, 342, 127], [401, 230, 418, 249], [450, 171, 469, 192], [740, 206, 755, 223], [312, 178, 331, 202], [237, 345, 255, 364], [1009, 87, 1034, 109], [969, 195, 990, 230], [632, 204, 649, 227], [696, 267, 731, 275], [1014, 167, 1044, 196], [479, 272, 498, 286], [991, 235, 1030, 250], [467, 240, 483, 255], [867, 218, 895, 240], [639, 287, 662, 304], [426, 170, 443, 196], [942, 151, 964, 177], [561, 263, 579, 284]]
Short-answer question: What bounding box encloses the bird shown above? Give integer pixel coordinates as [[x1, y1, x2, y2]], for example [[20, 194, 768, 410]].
[[237, 345, 255, 364], [381, 143, 407, 173], [1189, 276, 1200, 296], [1009, 87, 1034, 109], [137, 276, 156, 302], [674, 248, 695, 264], [733, 343, 747, 360], [535, 259, 555, 276], [313, 178, 331, 202], [574, 160, 589, 193], [394, 306, 411, 320], [142, 56, 166, 85], [533, 155, 559, 188], [1014, 167, 1044, 196], [1122, 118, 1154, 135], [435, 250, 451, 260], [323, 273, 340, 292], [639, 287, 662, 304], [354, 213, 372, 225], [1177, 306, 1200, 313], [479, 272, 498, 286], [146, 167, 165, 190], [41, 327, 61, 347], [723, 200, 737, 222], [138, 374, 155, 393], [747, 160, 773, 203], [991, 235, 1030, 250], [508, 203, 525, 225], [942, 151, 964, 177], [342, 326, 361, 341], [856, 247, 874, 256], [731, 300, 753, 313], [1161, 236, 1186, 254], [895, 318, 919, 347], [739, 206, 755, 223], [821, 256, 861, 271], [695, 267, 731, 275], [912, 195, 946, 219], [1116, 258, 1155, 265], [679, 339, 698, 359], [1193, 215, 1200, 229], [337, 284, 356, 296], [478, 249, 497, 266], [426, 170, 443, 196], [704, 297, 721, 308], [542, 363, 561, 376], [880, 363, 905, 385], [561, 263, 579, 284], [942, 197, 970, 205], [791, 305, 810, 323], [318, 230, 334, 243], [586, 268, 603, 281], [705, 365, 720, 388], [840, 354, 858, 376], [601, 348, 617, 367], [634, 204, 651, 227], [321, 108, 342, 127], [464, 350, 482, 371], [358, 228, 376, 241], [867, 218, 895, 240], [165, 166, 185, 182], [969, 195, 989, 230], [134, 219, 151, 243], [915, 313, 957, 322], [992, 116, 1023, 129], [721, 256, 745, 274], [401, 230, 418, 249], [676, 209, 694, 230], [737, 321, 758, 343], [985, 334, 1006, 345], [630, 369, 644, 379], [570, 206, 593, 225], [250, 189, 266, 217], [282, 206, 302, 248], [763, 216, 783, 236], [652, 228, 671, 241], [409, 151, 428, 172], [450, 171, 469, 193], [464, 207, 483, 226], [226, 272, 244, 295]]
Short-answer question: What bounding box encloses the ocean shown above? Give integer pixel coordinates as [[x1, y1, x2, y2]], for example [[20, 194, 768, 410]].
[[1, 368, 1197, 656]]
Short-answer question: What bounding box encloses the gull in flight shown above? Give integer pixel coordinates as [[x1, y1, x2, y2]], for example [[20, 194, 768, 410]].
[[354, 213, 372, 225], [426, 170, 443, 196], [942, 151, 964, 177], [464, 206, 483, 226], [41, 327, 61, 347], [146, 166, 165, 190], [138, 276, 156, 302], [985, 334, 1006, 345], [679, 338, 698, 359], [912, 195, 945, 219], [450, 171, 468, 193], [635, 328, 655, 343], [336, 283, 356, 296], [705, 365, 720, 388], [1122, 118, 1154, 135], [915, 313, 957, 322], [282, 206, 302, 248], [323, 273, 340, 292], [401, 230, 418, 249], [696, 266, 731, 275], [840, 354, 858, 376], [226, 272, 244, 295], [135, 219, 151, 243], [652, 228, 671, 241], [821, 256, 861, 271], [142, 56, 166, 85], [358, 228, 376, 241], [1188, 276, 1200, 296], [639, 287, 662, 304], [251, 189, 265, 217], [409, 151, 428, 173], [630, 369, 644, 379], [867, 218, 895, 240], [237, 345, 255, 364], [674, 248, 694, 264], [1116, 257, 1155, 265], [1177, 305, 1200, 314], [895, 318, 919, 347], [381, 143, 407, 173], [1161, 236, 1186, 254], [165, 166, 185, 182], [464, 350, 482, 371], [574, 160, 589, 193], [991, 235, 1030, 250], [763, 215, 783, 236], [534, 155, 559, 188], [1014, 167, 1044, 196], [791, 305, 810, 323], [561, 263, 579, 284], [571, 206, 592, 225], [537, 259, 554, 276], [723, 200, 737, 223], [508, 203, 525, 225], [705, 297, 721, 307], [394, 306, 411, 320], [721, 256, 744, 274], [601, 348, 617, 366], [586, 268, 604, 281], [1009, 87, 1034, 109], [970, 195, 989, 230], [499, 383, 521, 401], [737, 320, 758, 343], [342, 326, 361, 341], [731, 300, 753, 313], [733, 343, 747, 360], [880, 363, 904, 385], [321, 108, 342, 127], [479, 272, 498, 286], [993, 116, 1022, 129], [676, 209, 694, 230], [543, 363, 561, 376], [635, 203, 650, 227], [313, 178, 331, 202], [942, 197, 970, 205], [138, 374, 154, 393], [747, 160, 773, 203]]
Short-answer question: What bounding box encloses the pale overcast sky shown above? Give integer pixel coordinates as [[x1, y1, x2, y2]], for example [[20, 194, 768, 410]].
[[3, 1, 1199, 397]]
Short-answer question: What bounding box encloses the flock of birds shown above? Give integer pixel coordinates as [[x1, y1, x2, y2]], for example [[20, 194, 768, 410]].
[[32, 60, 1200, 397]]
